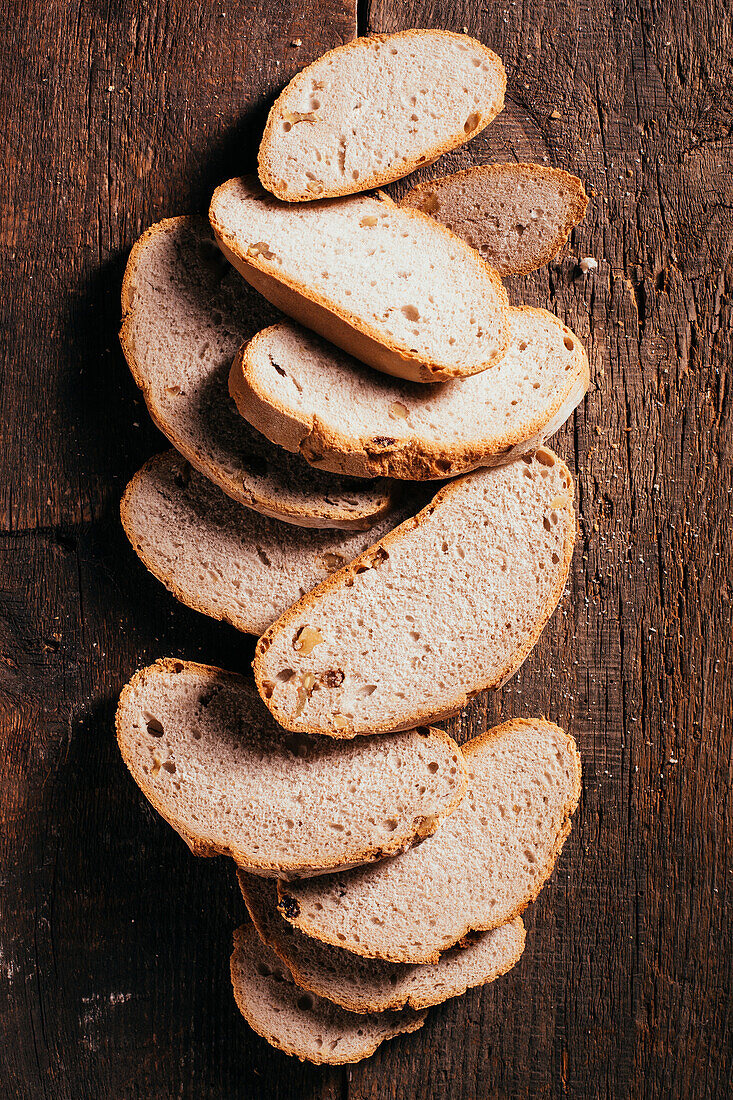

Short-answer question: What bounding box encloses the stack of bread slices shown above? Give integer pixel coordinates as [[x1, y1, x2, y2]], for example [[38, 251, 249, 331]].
[[117, 30, 588, 1064]]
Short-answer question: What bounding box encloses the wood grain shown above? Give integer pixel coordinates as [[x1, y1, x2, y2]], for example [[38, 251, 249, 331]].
[[1, 0, 731, 1097]]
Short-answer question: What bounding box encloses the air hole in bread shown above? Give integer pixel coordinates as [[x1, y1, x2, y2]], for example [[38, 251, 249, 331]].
[[256, 962, 271, 977], [464, 112, 481, 133], [145, 716, 164, 737], [277, 668, 295, 682], [297, 993, 315, 1011], [401, 304, 420, 322], [518, 341, 528, 352], [428, 762, 439, 774], [535, 449, 556, 467], [564, 337, 574, 351]]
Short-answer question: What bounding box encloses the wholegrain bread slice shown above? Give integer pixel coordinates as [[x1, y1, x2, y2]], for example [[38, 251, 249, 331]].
[[258, 30, 505, 202], [230, 923, 425, 1063], [401, 162, 588, 275], [209, 177, 509, 383], [230, 309, 589, 480], [239, 872, 525, 1013], [121, 450, 422, 636], [254, 448, 576, 737], [277, 720, 581, 964], [115, 659, 467, 879], [120, 215, 395, 529]]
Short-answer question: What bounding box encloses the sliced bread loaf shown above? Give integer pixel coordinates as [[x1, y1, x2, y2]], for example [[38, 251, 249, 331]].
[[115, 659, 467, 879], [258, 30, 505, 202], [209, 178, 509, 383], [277, 720, 581, 964], [230, 923, 425, 1063], [121, 451, 422, 636], [254, 448, 576, 736], [230, 309, 589, 480], [239, 872, 526, 1013], [401, 162, 589, 275], [120, 216, 395, 529]]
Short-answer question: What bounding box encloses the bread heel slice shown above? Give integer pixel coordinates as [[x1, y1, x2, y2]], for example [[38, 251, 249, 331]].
[[258, 30, 505, 202], [115, 659, 468, 879], [277, 720, 581, 964], [209, 177, 509, 383], [254, 449, 576, 736], [231, 924, 425, 1063]]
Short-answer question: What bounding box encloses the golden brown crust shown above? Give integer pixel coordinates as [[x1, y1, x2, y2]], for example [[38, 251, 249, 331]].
[[209, 180, 509, 384], [230, 309, 589, 481], [253, 450, 577, 737], [258, 31, 506, 202], [401, 162, 589, 275]]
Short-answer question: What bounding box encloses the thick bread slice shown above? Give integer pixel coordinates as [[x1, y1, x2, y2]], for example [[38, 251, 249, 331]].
[[239, 872, 525, 1013], [258, 30, 506, 202], [209, 178, 509, 383], [115, 659, 467, 879], [230, 924, 425, 1063], [121, 451, 422, 636], [278, 720, 581, 964], [230, 309, 589, 480], [254, 448, 575, 736], [401, 163, 589, 275], [120, 216, 395, 529]]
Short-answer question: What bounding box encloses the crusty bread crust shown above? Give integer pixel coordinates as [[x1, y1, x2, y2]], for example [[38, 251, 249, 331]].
[[258, 30, 506, 202], [276, 719, 582, 964], [253, 449, 577, 736], [401, 162, 589, 275], [209, 180, 509, 383], [119, 216, 396, 529], [115, 658, 468, 878], [229, 309, 590, 480]]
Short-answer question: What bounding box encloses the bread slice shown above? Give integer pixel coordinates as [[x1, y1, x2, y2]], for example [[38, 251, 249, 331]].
[[120, 215, 395, 529], [401, 163, 589, 275], [258, 30, 506, 202], [209, 177, 509, 383], [230, 309, 589, 480], [115, 659, 468, 879], [254, 448, 575, 736], [230, 923, 425, 1063], [277, 720, 581, 964], [120, 450, 423, 636], [239, 872, 525, 1013]]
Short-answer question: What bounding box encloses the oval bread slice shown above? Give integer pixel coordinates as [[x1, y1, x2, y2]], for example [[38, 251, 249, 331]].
[[230, 309, 589, 480], [254, 448, 576, 736], [120, 216, 395, 529], [115, 659, 468, 879], [209, 178, 509, 383], [277, 720, 581, 964], [258, 30, 506, 202], [121, 451, 423, 636], [239, 872, 525, 1014], [401, 162, 589, 275], [231, 924, 426, 1064]]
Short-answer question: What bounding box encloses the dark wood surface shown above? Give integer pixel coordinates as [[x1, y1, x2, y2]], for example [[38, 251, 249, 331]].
[[1, 1, 730, 1096]]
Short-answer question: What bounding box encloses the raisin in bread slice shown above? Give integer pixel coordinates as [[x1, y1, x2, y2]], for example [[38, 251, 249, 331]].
[[230, 309, 588, 479], [209, 178, 508, 383], [116, 659, 467, 879], [401, 163, 588, 275], [258, 30, 505, 202], [230, 924, 425, 1064], [254, 448, 575, 736], [277, 720, 581, 964], [239, 872, 525, 1013], [120, 216, 395, 529], [121, 451, 423, 636]]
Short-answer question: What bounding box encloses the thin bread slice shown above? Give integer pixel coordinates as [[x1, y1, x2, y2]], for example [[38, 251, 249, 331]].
[[120, 450, 423, 636], [115, 659, 467, 879], [230, 923, 425, 1063], [277, 720, 581, 964], [120, 216, 395, 529], [401, 163, 589, 275], [239, 872, 525, 1013], [254, 448, 576, 737], [258, 30, 505, 202], [230, 309, 589, 480], [209, 177, 509, 383]]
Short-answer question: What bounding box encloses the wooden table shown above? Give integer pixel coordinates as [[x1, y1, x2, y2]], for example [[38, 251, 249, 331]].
[[1, 2, 731, 1097]]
